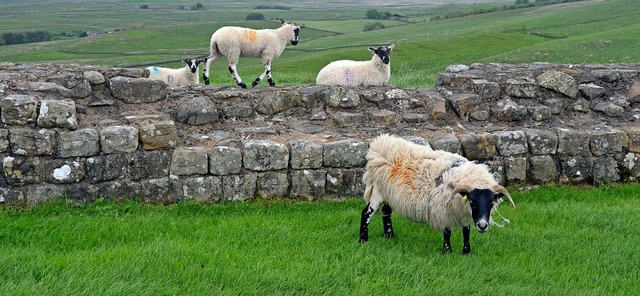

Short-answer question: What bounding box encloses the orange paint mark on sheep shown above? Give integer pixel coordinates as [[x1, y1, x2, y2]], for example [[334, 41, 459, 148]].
[[389, 155, 416, 190], [244, 29, 258, 42]]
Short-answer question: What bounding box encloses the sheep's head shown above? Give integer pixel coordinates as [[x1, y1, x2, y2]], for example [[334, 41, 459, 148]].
[[454, 185, 515, 233], [368, 44, 395, 65], [183, 58, 204, 74], [281, 19, 300, 45]]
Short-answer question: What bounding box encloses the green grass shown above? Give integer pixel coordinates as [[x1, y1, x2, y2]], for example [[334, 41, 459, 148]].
[[1, 184, 639, 295]]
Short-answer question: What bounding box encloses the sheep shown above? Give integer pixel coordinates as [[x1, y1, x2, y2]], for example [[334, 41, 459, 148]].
[[316, 44, 394, 86], [202, 19, 301, 88], [359, 134, 515, 255], [146, 58, 204, 86]]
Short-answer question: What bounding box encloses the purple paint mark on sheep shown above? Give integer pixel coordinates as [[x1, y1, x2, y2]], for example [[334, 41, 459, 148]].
[[343, 68, 355, 84]]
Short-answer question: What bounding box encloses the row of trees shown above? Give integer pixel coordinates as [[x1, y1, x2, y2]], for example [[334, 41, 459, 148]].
[[0, 30, 88, 46], [365, 9, 393, 20], [430, 0, 585, 21]]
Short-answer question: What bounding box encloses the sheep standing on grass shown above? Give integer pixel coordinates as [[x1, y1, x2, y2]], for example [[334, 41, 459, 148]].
[[359, 134, 515, 255], [146, 58, 204, 86], [202, 19, 301, 88], [316, 44, 394, 86]]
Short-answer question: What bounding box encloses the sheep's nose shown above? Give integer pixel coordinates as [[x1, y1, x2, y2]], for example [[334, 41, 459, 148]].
[[476, 221, 488, 232]]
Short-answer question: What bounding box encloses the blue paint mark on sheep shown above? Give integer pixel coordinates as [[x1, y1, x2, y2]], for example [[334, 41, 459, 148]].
[[150, 66, 160, 74]]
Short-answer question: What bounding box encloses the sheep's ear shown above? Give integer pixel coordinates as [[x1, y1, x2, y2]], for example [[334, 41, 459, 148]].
[[368, 47, 376, 54], [281, 18, 286, 24]]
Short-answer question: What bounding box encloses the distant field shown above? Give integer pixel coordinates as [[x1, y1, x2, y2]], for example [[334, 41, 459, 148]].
[[1, 0, 639, 87]]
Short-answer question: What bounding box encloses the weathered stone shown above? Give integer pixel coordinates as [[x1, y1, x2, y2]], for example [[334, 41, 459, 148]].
[[472, 79, 501, 99], [25, 183, 65, 203], [0, 187, 25, 205], [625, 127, 640, 153], [176, 97, 218, 125], [588, 129, 627, 156], [592, 69, 620, 82], [289, 140, 323, 169], [529, 105, 552, 121], [100, 125, 139, 154], [323, 139, 368, 168], [492, 99, 528, 121], [505, 78, 539, 99], [1, 94, 37, 125], [243, 140, 289, 171], [385, 88, 409, 100], [222, 174, 257, 201], [326, 168, 365, 198], [124, 114, 171, 125], [236, 126, 277, 135], [429, 134, 462, 155], [524, 129, 557, 155], [175, 176, 222, 202], [109, 76, 168, 103], [2, 156, 42, 185], [449, 92, 481, 118], [579, 83, 606, 100], [459, 133, 496, 160], [255, 91, 296, 115], [592, 156, 619, 184], [141, 178, 181, 204], [290, 169, 326, 199], [127, 150, 171, 180], [0, 129, 8, 153], [493, 130, 527, 156], [621, 153, 640, 181], [483, 158, 505, 185], [291, 124, 325, 134], [446, 64, 469, 73], [223, 102, 254, 118], [560, 157, 593, 184], [537, 70, 578, 98], [23, 82, 72, 98], [333, 112, 365, 128], [592, 102, 624, 117], [84, 70, 106, 84], [402, 136, 430, 147], [9, 128, 57, 156], [528, 155, 557, 184], [94, 180, 143, 201], [401, 113, 429, 123], [171, 147, 208, 175], [556, 128, 590, 157], [370, 109, 397, 125], [37, 99, 78, 130], [504, 156, 527, 183], [543, 98, 564, 114], [470, 110, 490, 121], [418, 89, 447, 120], [628, 81, 640, 103], [86, 154, 128, 183], [257, 171, 289, 197], [139, 121, 178, 150], [361, 89, 386, 103], [0, 73, 21, 81], [569, 99, 590, 113], [44, 159, 85, 184], [58, 128, 100, 158], [322, 87, 360, 108], [209, 146, 242, 175]]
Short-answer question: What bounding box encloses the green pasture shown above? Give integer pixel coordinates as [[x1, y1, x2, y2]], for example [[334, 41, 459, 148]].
[[1, 184, 639, 295]]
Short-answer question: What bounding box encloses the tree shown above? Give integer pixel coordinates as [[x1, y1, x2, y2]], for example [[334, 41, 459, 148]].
[[515, 0, 530, 4], [139, 4, 149, 9], [366, 9, 380, 19], [246, 12, 265, 21]]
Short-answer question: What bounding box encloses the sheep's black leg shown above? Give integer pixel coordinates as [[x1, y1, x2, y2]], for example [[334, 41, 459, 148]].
[[228, 65, 247, 89], [359, 203, 376, 243], [381, 203, 395, 239], [462, 226, 471, 255], [443, 228, 452, 254], [203, 57, 211, 85]]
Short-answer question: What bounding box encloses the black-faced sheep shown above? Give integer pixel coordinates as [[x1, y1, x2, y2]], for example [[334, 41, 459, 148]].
[[359, 134, 515, 255], [316, 44, 394, 86], [146, 58, 203, 86], [202, 19, 301, 88]]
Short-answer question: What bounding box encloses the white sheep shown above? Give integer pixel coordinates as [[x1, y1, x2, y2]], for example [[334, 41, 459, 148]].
[[359, 134, 515, 255], [202, 20, 301, 88], [146, 58, 204, 86], [316, 44, 394, 86]]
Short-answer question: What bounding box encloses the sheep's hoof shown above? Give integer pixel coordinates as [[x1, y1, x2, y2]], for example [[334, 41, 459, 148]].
[[238, 82, 247, 89], [268, 78, 276, 87], [359, 235, 368, 244], [462, 245, 471, 255], [443, 245, 452, 254], [251, 80, 260, 87], [384, 231, 395, 239]]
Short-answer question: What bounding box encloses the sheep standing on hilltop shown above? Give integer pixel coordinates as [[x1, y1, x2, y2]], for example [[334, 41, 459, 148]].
[[202, 19, 301, 88], [359, 134, 515, 255], [316, 44, 394, 86], [146, 58, 203, 86]]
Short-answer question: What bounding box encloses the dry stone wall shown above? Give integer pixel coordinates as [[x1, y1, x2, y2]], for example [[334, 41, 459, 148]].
[[1, 62, 639, 205]]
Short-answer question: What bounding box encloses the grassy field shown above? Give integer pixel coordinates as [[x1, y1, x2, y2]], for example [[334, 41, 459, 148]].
[[1, 184, 639, 295], [2, 0, 640, 87]]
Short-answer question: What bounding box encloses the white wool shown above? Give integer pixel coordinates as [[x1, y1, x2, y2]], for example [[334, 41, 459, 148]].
[[316, 47, 392, 86], [147, 63, 199, 86], [363, 134, 500, 231]]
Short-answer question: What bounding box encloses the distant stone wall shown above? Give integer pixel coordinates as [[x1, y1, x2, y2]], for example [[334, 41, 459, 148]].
[[0, 62, 639, 205]]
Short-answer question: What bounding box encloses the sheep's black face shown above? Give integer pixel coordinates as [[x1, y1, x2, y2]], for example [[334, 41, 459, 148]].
[[370, 45, 394, 65], [291, 27, 300, 45], [184, 59, 200, 74], [466, 188, 502, 233]]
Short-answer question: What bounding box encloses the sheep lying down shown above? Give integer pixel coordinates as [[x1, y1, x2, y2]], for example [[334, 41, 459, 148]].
[[359, 134, 515, 255]]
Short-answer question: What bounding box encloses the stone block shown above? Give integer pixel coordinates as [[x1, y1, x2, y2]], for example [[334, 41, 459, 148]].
[[429, 134, 462, 154], [127, 150, 171, 180], [25, 183, 65, 203], [9, 128, 57, 156], [536, 70, 578, 98], [171, 147, 208, 175], [529, 105, 552, 121], [326, 168, 365, 198], [58, 128, 100, 158], [504, 156, 527, 183], [2, 156, 43, 185], [84, 70, 106, 84], [322, 87, 360, 108], [524, 129, 557, 155], [556, 128, 590, 157], [139, 121, 178, 150], [243, 140, 289, 171], [290, 169, 326, 199], [86, 154, 128, 183], [255, 90, 296, 115], [176, 97, 218, 125], [459, 133, 496, 160], [560, 157, 593, 184], [370, 109, 397, 125], [222, 174, 257, 201], [257, 171, 289, 197], [579, 83, 606, 100], [625, 127, 640, 153], [289, 140, 323, 169], [401, 113, 429, 123], [588, 129, 627, 156], [492, 99, 528, 121], [37, 99, 78, 129], [528, 155, 557, 184], [0, 187, 25, 205], [493, 130, 527, 156], [209, 146, 242, 175], [449, 92, 481, 118], [505, 78, 539, 99], [100, 125, 139, 154], [0, 129, 8, 153], [333, 112, 365, 128], [109, 76, 168, 103], [592, 102, 624, 117], [175, 176, 223, 202], [141, 178, 181, 204], [472, 79, 501, 99], [323, 139, 368, 168], [44, 159, 85, 184], [592, 156, 619, 184], [1, 94, 37, 125], [223, 102, 254, 118]]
